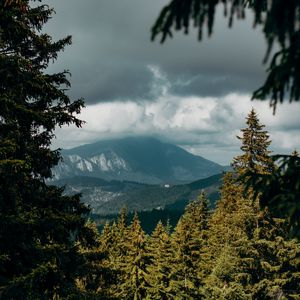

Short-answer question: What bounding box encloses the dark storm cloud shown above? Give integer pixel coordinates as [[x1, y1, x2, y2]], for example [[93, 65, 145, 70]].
[[69, 65, 154, 103], [45, 0, 267, 104]]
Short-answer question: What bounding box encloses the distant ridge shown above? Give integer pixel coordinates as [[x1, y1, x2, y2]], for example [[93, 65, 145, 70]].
[[53, 173, 223, 215], [52, 136, 225, 184]]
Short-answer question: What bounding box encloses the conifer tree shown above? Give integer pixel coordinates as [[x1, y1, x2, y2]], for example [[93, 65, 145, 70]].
[[75, 221, 114, 299], [185, 191, 209, 232], [250, 212, 300, 299], [116, 213, 149, 300], [204, 110, 300, 299], [102, 208, 129, 263], [232, 108, 274, 175], [114, 208, 130, 280], [146, 221, 175, 299], [0, 1, 100, 298], [151, 0, 300, 237], [96, 209, 132, 299], [117, 207, 130, 253], [99, 222, 115, 254], [98, 210, 132, 298], [118, 207, 129, 233], [97, 221, 123, 299], [171, 216, 199, 299], [168, 192, 210, 299], [203, 172, 256, 299]]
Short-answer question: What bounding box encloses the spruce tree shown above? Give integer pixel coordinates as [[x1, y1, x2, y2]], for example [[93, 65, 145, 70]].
[[99, 222, 115, 254], [204, 110, 300, 299], [250, 212, 300, 299], [117, 207, 130, 253], [203, 173, 256, 299], [232, 108, 274, 175], [184, 191, 210, 291], [97, 211, 131, 299], [146, 221, 175, 300], [168, 192, 210, 299], [203, 111, 262, 297], [0, 1, 99, 298], [74, 221, 114, 299], [114, 208, 130, 282], [152, 0, 300, 237], [116, 213, 149, 300]]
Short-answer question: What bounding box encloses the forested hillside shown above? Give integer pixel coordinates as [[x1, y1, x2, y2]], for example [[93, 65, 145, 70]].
[[53, 173, 222, 215], [1, 1, 300, 299], [79, 110, 300, 299]]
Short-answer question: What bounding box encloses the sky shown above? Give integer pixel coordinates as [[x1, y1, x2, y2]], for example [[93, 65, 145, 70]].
[[45, 0, 300, 165]]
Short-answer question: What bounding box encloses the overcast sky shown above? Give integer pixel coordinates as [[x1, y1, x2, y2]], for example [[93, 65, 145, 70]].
[[45, 0, 300, 165]]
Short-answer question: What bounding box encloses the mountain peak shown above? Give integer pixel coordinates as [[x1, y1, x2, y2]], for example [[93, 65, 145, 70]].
[[53, 136, 225, 184]]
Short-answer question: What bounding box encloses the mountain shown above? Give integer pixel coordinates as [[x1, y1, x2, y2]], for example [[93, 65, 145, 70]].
[[53, 173, 222, 215], [52, 136, 225, 184]]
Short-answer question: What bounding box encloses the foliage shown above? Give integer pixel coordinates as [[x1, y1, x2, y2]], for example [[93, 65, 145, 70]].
[[89, 111, 300, 299], [107, 212, 149, 300], [1, 0, 300, 298], [170, 192, 209, 298], [0, 1, 101, 298], [245, 153, 300, 239], [152, 0, 300, 112], [203, 110, 300, 299], [146, 221, 175, 299], [152, 0, 300, 239], [232, 108, 274, 175]]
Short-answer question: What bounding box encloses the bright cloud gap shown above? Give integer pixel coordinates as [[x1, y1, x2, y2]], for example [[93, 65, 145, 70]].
[[53, 66, 300, 165]]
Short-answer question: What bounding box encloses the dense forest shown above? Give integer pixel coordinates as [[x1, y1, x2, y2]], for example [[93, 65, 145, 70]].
[[86, 110, 300, 299], [1, 1, 300, 299]]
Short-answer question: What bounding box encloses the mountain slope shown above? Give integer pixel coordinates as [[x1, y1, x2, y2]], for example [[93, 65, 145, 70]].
[[53, 173, 222, 215], [52, 136, 225, 184]]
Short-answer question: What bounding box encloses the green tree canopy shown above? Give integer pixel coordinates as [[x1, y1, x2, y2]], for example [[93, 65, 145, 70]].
[[204, 110, 300, 299], [0, 1, 100, 298], [116, 212, 149, 300], [232, 108, 274, 175], [146, 221, 175, 300]]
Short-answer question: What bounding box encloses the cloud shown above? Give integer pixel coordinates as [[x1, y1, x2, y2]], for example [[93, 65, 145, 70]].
[[42, 1, 300, 165], [53, 66, 300, 164], [45, 0, 268, 104]]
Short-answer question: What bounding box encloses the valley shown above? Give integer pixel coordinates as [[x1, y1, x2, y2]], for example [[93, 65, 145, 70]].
[[53, 173, 222, 215], [51, 136, 226, 230]]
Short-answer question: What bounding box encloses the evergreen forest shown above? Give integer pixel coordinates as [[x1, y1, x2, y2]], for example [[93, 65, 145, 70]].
[[1, 1, 300, 299]]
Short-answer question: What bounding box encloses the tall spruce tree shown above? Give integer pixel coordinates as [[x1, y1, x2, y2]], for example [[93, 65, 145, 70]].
[[184, 191, 210, 292], [97, 210, 131, 299], [232, 108, 274, 175], [204, 110, 300, 299], [204, 172, 256, 299], [152, 0, 300, 238], [116, 213, 149, 300], [168, 192, 210, 299], [0, 1, 99, 298], [74, 221, 113, 299], [146, 221, 175, 300]]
